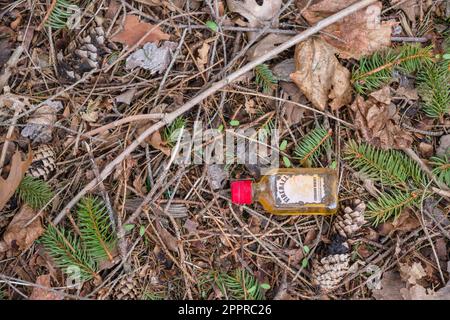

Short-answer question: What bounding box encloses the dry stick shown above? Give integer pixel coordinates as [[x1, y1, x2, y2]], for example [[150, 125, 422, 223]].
[[53, 0, 378, 225]]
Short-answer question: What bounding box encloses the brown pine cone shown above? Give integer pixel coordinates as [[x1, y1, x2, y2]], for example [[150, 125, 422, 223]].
[[112, 275, 140, 300], [27, 145, 56, 181], [21, 100, 62, 144], [57, 23, 111, 81], [333, 199, 366, 238], [311, 253, 350, 291]]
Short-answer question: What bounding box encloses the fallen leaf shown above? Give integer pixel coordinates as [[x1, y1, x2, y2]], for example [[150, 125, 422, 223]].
[[273, 58, 295, 82], [247, 34, 292, 60], [0, 205, 44, 254], [155, 223, 179, 253], [280, 82, 308, 126], [29, 275, 63, 300], [115, 88, 137, 105], [372, 271, 405, 300], [378, 209, 420, 236], [111, 15, 170, 48], [149, 130, 171, 156], [184, 219, 199, 234], [396, 86, 419, 100], [125, 41, 177, 74], [390, 0, 432, 24], [0, 149, 32, 211], [227, 0, 283, 41], [418, 142, 433, 158], [436, 134, 450, 157], [196, 42, 210, 71], [302, 0, 396, 59], [399, 262, 426, 285], [350, 87, 413, 149], [207, 164, 229, 190], [290, 38, 352, 111]]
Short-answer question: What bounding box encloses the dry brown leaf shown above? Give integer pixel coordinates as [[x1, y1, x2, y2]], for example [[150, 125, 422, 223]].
[[350, 87, 413, 149], [399, 262, 426, 285], [196, 42, 210, 71], [372, 271, 405, 300], [149, 130, 171, 156], [290, 38, 352, 111], [247, 34, 292, 60], [396, 86, 419, 100], [0, 205, 44, 254], [378, 209, 421, 236], [390, 0, 432, 24], [21, 100, 62, 143], [155, 223, 179, 253], [280, 82, 308, 126], [0, 149, 32, 211], [302, 0, 396, 59], [29, 275, 63, 300], [227, 0, 283, 41], [111, 15, 170, 48]]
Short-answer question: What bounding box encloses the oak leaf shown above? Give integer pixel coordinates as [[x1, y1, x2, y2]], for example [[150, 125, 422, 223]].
[[290, 38, 352, 111], [350, 87, 413, 149], [0, 205, 44, 254], [0, 149, 32, 211], [111, 15, 170, 48], [301, 0, 396, 59], [227, 0, 282, 41]]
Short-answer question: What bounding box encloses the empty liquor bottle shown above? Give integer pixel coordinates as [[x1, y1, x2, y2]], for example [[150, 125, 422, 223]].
[[231, 168, 338, 215]]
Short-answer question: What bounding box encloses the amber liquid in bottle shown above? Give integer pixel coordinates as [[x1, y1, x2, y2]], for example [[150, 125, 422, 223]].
[[233, 168, 338, 215]]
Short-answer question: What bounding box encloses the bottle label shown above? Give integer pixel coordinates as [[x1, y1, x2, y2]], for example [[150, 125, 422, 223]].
[[274, 174, 325, 205]]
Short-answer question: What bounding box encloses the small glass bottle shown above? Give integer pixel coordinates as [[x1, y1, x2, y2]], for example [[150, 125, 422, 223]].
[[231, 168, 338, 215]]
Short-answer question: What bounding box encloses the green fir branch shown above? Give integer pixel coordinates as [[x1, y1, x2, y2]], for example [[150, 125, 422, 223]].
[[46, 0, 79, 30], [417, 61, 450, 118], [214, 269, 266, 300], [163, 117, 186, 147], [366, 190, 420, 225], [344, 141, 427, 188], [40, 225, 98, 282], [16, 176, 54, 209], [77, 196, 117, 263], [430, 155, 450, 187], [294, 126, 332, 167], [255, 64, 277, 94], [352, 44, 433, 94]]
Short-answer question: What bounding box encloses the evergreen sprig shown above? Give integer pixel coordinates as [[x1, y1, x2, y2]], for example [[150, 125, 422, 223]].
[[40, 225, 98, 282], [214, 269, 266, 300], [77, 196, 116, 263], [163, 117, 186, 147], [430, 155, 450, 187], [352, 44, 433, 94], [366, 190, 420, 225], [255, 64, 277, 94], [344, 140, 427, 188], [46, 0, 79, 29], [417, 61, 450, 118], [294, 126, 332, 167], [16, 176, 54, 209]]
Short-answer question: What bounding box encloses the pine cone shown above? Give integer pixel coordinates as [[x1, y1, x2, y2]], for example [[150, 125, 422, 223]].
[[333, 199, 366, 238], [57, 23, 111, 81], [27, 144, 56, 181], [21, 100, 62, 144], [112, 275, 140, 300], [311, 253, 350, 291]]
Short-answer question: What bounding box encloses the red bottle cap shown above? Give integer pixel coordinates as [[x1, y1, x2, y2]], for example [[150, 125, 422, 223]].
[[231, 180, 253, 205]]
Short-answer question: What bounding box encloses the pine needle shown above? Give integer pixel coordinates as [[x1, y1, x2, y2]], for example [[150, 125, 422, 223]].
[[255, 64, 277, 94], [40, 225, 98, 281], [417, 61, 450, 119], [214, 269, 266, 300], [77, 196, 117, 263], [294, 126, 332, 167], [430, 155, 450, 187], [42, 0, 79, 30], [367, 190, 420, 225], [352, 44, 433, 94], [344, 141, 427, 188], [16, 176, 54, 210]]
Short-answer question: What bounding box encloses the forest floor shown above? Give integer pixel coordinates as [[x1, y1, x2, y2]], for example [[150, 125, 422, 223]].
[[0, 0, 449, 300]]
